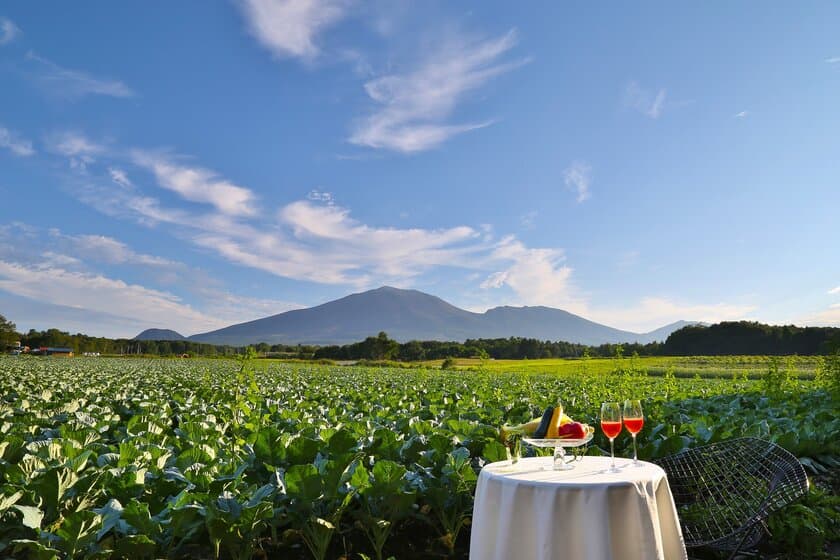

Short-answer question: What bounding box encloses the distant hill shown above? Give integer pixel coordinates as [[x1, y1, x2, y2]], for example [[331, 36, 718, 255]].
[[662, 321, 840, 355], [186, 286, 695, 346], [134, 328, 186, 341], [639, 320, 703, 343]]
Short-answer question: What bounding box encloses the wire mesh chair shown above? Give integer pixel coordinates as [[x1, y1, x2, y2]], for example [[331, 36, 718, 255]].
[[654, 437, 808, 559]]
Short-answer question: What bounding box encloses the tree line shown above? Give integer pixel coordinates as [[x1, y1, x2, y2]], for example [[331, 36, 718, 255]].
[[3, 315, 839, 359]]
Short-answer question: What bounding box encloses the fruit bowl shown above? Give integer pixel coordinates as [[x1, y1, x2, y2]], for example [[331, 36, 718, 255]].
[[522, 432, 594, 448], [523, 427, 594, 470]]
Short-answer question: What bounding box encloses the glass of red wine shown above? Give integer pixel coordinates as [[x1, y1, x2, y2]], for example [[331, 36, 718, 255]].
[[623, 399, 644, 466], [600, 401, 622, 473]]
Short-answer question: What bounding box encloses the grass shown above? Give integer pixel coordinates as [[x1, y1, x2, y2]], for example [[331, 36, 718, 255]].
[[418, 355, 821, 379]]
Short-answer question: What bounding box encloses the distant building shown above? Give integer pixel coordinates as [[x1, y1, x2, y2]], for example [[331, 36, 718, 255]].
[[42, 347, 74, 357]]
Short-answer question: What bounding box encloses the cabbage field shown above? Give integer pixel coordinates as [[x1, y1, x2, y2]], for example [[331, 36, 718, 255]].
[[0, 355, 838, 559]]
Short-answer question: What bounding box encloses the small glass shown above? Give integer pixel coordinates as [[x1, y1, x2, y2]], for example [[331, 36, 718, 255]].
[[503, 430, 523, 465], [600, 402, 622, 473], [623, 399, 644, 466]]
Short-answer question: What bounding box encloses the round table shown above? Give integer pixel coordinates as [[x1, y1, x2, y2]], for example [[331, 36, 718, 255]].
[[469, 456, 687, 560]]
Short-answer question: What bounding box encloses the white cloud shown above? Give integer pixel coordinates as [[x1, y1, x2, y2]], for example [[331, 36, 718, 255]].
[[0, 17, 21, 45], [0, 260, 224, 335], [734, 111, 749, 118], [349, 29, 527, 152], [0, 125, 34, 157], [829, 285, 840, 295], [132, 151, 258, 217], [564, 161, 591, 203], [26, 52, 134, 99], [108, 167, 132, 188], [237, 0, 348, 60], [480, 236, 586, 314], [623, 81, 667, 119]]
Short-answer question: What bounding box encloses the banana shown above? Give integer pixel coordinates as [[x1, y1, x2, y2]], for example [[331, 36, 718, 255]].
[[533, 406, 554, 438]]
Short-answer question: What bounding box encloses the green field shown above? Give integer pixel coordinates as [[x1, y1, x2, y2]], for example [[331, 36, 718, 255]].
[[427, 354, 823, 379], [0, 355, 837, 559]]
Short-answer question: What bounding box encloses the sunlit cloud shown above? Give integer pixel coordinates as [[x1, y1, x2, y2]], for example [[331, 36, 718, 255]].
[[480, 236, 586, 315], [734, 111, 749, 118], [237, 0, 349, 60], [132, 151, 258, 217], [828, 286, 840, 295], [349, 29, 527, 152]]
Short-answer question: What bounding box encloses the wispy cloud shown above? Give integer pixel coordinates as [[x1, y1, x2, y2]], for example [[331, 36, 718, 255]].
[[564, 161, 591, 203], [826, 57, 840, 64], [237, 0, 349, 61], [57, 140, 760, 333], [53, 231, 178, 267], [734, 111, 749, 119], [45, 131, 106, 170], [0, 125, 34, 157], [0, 223, 302, 336], [0, 17, 21, 45], [26, 51, 134, 99], [520, 211, 537, 230], [623, 81, 667, 119], [108, 167, 132, 188], [349, 29, 527, 153], [829, 286, 840, 295], [131, 151, 258, 217], [0, 259, 223, 335]]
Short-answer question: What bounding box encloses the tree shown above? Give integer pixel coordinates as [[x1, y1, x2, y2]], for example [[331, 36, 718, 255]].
[[0, 313, 18, 348]]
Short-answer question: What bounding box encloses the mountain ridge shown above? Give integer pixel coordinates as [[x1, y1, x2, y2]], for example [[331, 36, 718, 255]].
[[134, 286, 698, 346]]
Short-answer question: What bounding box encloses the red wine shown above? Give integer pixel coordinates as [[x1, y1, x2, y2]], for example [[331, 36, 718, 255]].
[[600, 420, 622, 439], [624, 417, 644, 434]]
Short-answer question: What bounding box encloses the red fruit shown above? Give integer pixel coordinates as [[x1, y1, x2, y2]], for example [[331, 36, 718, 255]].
[[557, 421, 586, 439]]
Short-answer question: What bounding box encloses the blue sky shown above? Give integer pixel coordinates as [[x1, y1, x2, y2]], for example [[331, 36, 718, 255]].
[[0, 1, 838, 338]]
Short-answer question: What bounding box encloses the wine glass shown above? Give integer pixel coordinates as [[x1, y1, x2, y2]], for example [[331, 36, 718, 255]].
[[600, 402, 622, 473], [623, 399, 644, 466]]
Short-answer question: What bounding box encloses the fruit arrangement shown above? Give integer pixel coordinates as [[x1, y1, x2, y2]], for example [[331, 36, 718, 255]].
[[501, 406, 594, 441]]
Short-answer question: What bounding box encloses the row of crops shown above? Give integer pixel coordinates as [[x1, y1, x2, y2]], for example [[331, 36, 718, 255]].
[[0, 356, 838, 559]]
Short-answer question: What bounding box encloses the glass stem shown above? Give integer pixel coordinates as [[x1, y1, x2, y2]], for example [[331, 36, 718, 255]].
[[609, 437, 615, 469], [632, 433, 638, 464]]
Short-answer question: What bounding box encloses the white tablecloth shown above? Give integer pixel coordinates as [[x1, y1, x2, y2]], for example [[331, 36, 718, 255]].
[[469, 456, 687, 560]]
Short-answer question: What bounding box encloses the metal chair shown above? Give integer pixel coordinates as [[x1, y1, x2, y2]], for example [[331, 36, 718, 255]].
[[654, 437, 808, 559]]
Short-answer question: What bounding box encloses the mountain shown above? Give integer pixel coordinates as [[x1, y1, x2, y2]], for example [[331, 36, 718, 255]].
[[186, 286, 694, 346], [134, 328, 186, 341], [189, 287, 481, 346], [638, 320, 704, 344]]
